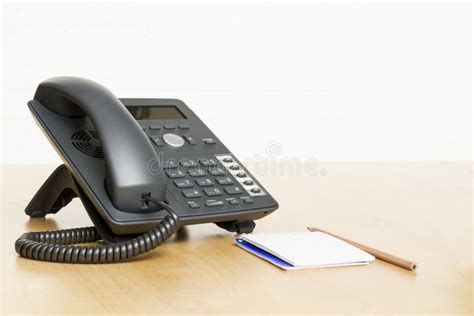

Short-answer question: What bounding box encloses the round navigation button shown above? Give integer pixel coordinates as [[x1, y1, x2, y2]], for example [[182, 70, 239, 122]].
[[162, 133, 185, 148], [243, 179, 254, 186]]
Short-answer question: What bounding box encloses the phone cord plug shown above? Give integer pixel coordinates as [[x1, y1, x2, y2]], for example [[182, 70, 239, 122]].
[[14, 198, 180, 263]]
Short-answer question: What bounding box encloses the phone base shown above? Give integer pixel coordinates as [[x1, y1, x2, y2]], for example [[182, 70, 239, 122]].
[[25, 165, 257, 242], [25, 164, 138, 243], [215, 220, 256, 234]]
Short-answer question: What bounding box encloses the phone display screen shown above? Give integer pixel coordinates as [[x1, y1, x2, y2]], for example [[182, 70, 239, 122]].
[[126, 106, 186, 120]]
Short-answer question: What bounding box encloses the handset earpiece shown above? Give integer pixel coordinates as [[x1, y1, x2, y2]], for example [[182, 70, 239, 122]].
[[34, 76, 166, 212]]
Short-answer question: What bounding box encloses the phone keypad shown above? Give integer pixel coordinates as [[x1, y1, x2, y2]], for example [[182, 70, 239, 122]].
[[164, 154, 266, 210]]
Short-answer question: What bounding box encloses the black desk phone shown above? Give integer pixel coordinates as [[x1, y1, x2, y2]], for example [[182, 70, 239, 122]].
[[15, 77, 278, 263]]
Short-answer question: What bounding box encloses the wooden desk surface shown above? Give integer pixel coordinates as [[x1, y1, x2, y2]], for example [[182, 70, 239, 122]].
[[1, 163, 472, 314]]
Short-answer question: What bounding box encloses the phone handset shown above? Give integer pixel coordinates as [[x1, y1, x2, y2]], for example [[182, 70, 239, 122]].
[[34, 76, 166, 211], [15, 77, 180, 263]]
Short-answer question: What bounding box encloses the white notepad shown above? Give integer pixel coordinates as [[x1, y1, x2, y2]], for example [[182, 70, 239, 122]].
[[235, 232, 375, 270]]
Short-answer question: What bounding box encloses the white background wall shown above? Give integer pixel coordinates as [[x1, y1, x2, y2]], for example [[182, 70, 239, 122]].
[[1, 1, 471, 165]]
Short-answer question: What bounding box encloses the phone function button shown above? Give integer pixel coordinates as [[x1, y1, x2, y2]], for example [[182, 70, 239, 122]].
[[163, 133, 185, 148], [228, 199, 240, 205], [182, 189, 201, 198], [166, 169, 186, 178], [174, 179, 193, 188], [183, 135, 197, 145], [179, 159, 197, 168], [243, 179, 254, 186], [250, 187, 261, 194], [204, 187, 223, 196], [215, 176, 234, 185], [224, 186, 243, 195], [203, 138, 216, 144], [149, 124, 162, 130], [187, 168, 206, 177], [150, 135, 164, 146], [195, 178, 213, 187], [205, 200, 224, 207], [243, 198, 254, 204], [178, 123, 190, 129], [216, 154, 268, 197], [187, 201, 200, 209], [164, 124, 176, 130]]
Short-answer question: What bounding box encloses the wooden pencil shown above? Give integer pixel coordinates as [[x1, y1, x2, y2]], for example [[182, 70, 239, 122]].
[[307, 227, 417, 271]]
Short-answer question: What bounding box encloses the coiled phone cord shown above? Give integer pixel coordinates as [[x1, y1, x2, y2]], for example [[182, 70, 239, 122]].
[[15, 197, 180, 263]]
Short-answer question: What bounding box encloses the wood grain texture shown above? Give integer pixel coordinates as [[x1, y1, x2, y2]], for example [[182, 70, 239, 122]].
[[1, 162, 472, 314]]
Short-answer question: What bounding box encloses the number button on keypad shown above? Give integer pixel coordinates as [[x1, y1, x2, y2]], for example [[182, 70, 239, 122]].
[[209, 168, 226, 176], [187, 168, 206, 177], [204, 187, 223, 197], [180, 159, 197, 168], [174, 179, 193, 188], [164, 160, 178, 169], [224, 186, 243, 195], [199, 158, 218, 167], [195, 178, 213, 187], [215, 176, 234, 185], [166, 169, 185, 178], [182, 189, 201, 198]]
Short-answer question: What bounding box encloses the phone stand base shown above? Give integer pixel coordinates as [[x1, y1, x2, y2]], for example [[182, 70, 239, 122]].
[[24, 164, 138, 243]]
